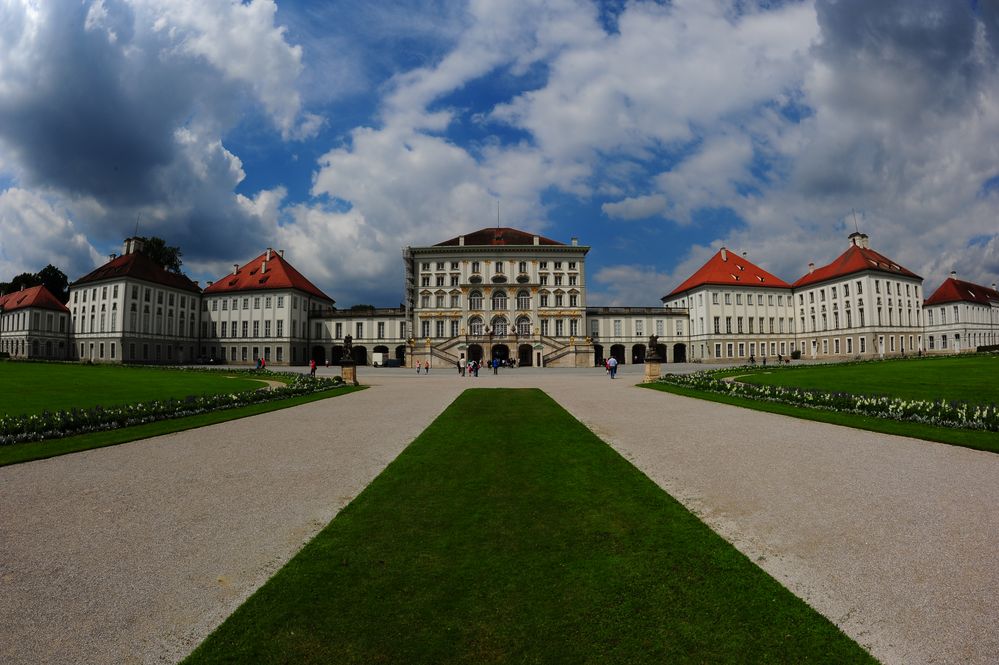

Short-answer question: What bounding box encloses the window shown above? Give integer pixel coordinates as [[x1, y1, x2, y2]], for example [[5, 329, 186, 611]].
[[540, 293, 549, 307], [492, 291, 507, 310], [712, 293, 719, 305], [569, 294, 578, 307], [713, 317, 720, 334], [451, 262, 459, 270], [265, 321, 271, 337], [539, 275, 549, 285], [725, 317, 732, 333], [656, 319, 664, 336], [517, 291, 530, 309], [265, 297, 272, 308], [451, 275, 459, 287], [450, 320, 459, 337], [221, 322, 227, 337], [422, 262, 430, 270], [277, 296, 284, 308], [555, 294, 564, 307], [737, 317, 743, 333], [469, 317, 483, 335], [277, 320, 284, 337], [494, 261, 504, 274], [554, 262, 562, 270], [613, 320, 622, 336], [724, 293, 731, 305], [635, 320, 644, 336], [469, 291, 482, 310], [253, 321, 260, 337], [435, 293, 445, 308], [554, 275, 563, 286], [356, 322, 364, 339], [421, 320, 430, 337], [451, 293, 460, 308], [435, 320, 445, 338], [243, 298, 249, 310], [471, 261, 480, 273], [568, 275, 577, 286], [242, 321, 248, 338], [421, 294, 430, 308], [540, 261, 548, 270], [436, 275, 445, 287], [736, 293, 742, 305], [541, 319, 549, 336], [437, 262, 445, 271]]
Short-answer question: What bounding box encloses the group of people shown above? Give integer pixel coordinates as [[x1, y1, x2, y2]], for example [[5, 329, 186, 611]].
[[604, 355, 619, 378], [455, 355, 509, 377], [416, 360, 432, 374]]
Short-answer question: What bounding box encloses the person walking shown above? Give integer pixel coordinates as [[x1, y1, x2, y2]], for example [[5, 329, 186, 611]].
[[607, 355, 618, 379], [492, 357, 499, 375], [309, 358, 316, 377], [424, 359, 430, 374], [459, 354, 466, 376]]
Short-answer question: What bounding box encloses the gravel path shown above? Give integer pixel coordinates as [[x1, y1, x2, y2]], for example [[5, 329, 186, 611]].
[[1, 365, 997, 664]]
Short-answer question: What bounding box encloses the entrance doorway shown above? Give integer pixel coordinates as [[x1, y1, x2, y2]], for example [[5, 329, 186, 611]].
[[468, 344, 484, 363], [518, 344, 533, 366], [311, 345, 326, 364], [672, 343, 686, 363], [631, 344, 646, 364], [492, 344, 510, 363], [610, 344, 626, 364], [593, 344, 604, 366]]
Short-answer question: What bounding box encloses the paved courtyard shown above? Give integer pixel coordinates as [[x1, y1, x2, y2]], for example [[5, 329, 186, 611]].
[[1, 365, 997, 664]]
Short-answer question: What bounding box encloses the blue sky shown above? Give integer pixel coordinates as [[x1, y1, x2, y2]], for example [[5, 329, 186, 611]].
[[2, 0, 998, 306]]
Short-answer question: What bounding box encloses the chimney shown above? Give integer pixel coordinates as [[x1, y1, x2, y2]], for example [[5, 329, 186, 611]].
[[571, 237, 578, 247], [459, 235, 465, 246], [109, 253, 117, 261], [720, 247, 727, 261], [207, 281, 213, 287], [533, 235, 539, 246], [123, 237, 144, 255], [742, 251, 747, 257], [279, 249, 285, 258], [193, 280, 199, 287], [266, 248, 272, 261], [261, 260, 267, 274], [233, 264, 239, 275], [949, 271, 957, 280], [808, 262, 815, 274]]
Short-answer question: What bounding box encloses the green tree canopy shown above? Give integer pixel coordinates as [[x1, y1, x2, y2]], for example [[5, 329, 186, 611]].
[[0, 265, 69, 303], [139, 236, 183, 273]]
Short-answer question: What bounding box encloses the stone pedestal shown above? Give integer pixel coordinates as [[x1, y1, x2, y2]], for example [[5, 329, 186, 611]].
[[340, 361, 358, 386], [644, 359, 662, 383]]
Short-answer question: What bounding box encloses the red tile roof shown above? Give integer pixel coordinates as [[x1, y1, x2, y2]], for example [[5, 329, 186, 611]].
[[203, 251, 333, 303], [924, 277, 999, 306], [72, 252, 202, 293], [0, 285, 69, 313], [793, 244, 920, 288], [435, 227, 565, 247], [665, 248, 791, 298]]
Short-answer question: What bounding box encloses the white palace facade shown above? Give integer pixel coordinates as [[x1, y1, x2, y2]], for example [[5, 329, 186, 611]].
[[1, 228, 997, 366]]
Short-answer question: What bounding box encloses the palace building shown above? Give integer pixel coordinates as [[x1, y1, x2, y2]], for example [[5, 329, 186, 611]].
[[1, 228, 996, 365]]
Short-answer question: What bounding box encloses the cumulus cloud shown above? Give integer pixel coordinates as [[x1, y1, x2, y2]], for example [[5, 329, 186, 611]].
[[0, 0, 318, 280], [0, 189, 101, 281], [602, 194, 668, 221]]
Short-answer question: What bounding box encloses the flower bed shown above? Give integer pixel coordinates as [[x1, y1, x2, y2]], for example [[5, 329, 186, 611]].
[[657, 370, 999, 432], [0, 372, 344, 445]]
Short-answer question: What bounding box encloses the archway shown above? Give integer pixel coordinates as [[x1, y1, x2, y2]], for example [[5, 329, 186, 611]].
[[330, 345, 345, 365], [593, 343, 604, 366], [492, 344, 510, 363], [518, 344, 533, 367], [655, 343, 668, 361], [672, 343, 687, 363], [468, 344, 483, 362], [311, 345, 326, 365], [610, 344, 626, 364], [631, 344, 646, 364], [352, 345, 368, 365], [395, 345, 407, 366]]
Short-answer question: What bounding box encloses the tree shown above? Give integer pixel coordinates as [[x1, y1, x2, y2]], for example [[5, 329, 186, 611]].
[[349, 304, 376, 312], [0, 266, 69, 302], [139, 236, 183, 273], [37, 265, 70, 303]]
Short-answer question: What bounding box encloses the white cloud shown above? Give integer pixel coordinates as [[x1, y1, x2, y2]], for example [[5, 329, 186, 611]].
[[137, 0, 319, 139], [602, 194, 668, 221], [0, 189, 101, 281]]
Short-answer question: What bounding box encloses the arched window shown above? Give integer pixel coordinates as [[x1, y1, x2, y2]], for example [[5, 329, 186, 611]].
[[491, 316, 508, 336], [516, 290, 530, 310], [492, 290, 507, 310], [469, 290, 483, 310], [517, 316, 531, 336], [469, 316, 483, 335]]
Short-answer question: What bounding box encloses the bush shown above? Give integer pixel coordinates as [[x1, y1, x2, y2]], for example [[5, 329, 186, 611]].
[[790, 349, 801, 360]]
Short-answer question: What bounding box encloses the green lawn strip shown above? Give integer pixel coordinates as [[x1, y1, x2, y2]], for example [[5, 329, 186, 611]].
[[0, 362, 273, 417], [641, 382, 999, 454], [0, 386, 364, 467], [722, 355, 999, 406], [185, 388, 872, 664]]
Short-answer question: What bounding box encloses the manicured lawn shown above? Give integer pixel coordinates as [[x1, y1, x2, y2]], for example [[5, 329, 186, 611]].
[[0, 362, 267, 417], [0, 385, 364, 467], [735, 355, 999, 406], [185, 389, 872, 664]]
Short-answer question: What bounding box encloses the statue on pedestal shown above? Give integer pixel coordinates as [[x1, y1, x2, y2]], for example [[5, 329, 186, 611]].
[[646, 334, 660, 361]]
